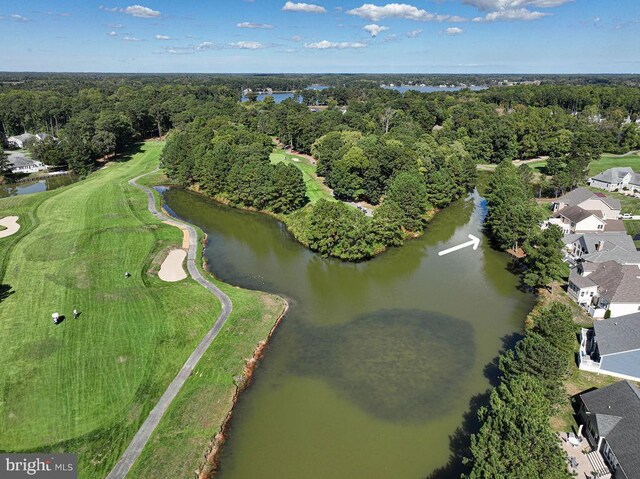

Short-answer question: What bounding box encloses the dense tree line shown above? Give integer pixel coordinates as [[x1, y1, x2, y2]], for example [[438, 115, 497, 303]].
[[464, 302, 575, 479], [161, 119, 307, 214]]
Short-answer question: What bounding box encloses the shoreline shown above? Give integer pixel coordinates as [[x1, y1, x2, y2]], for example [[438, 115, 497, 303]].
[[196, 299, 290, 479], [183, 184, 438, 262]]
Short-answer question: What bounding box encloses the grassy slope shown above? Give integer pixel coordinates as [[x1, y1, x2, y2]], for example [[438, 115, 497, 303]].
[[130, 167, 288, 479], [588, 153, 640, 176], [269, 149, 335, 203], [0, 142, 284, 479]]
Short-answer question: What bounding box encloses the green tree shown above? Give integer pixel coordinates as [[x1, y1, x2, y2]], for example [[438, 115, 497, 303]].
[[386, 171, 428, 231], [522, 225, 568, 291], [466, 374, 568, 479], [425, 168, 456, 208]]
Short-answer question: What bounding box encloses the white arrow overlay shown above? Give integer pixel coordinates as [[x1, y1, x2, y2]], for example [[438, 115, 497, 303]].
[[438, 234, 481, 257]]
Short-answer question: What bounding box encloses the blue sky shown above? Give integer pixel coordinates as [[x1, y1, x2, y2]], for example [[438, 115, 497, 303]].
[[0, 0, 638, 73]]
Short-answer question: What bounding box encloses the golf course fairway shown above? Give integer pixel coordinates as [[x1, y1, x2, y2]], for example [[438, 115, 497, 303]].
[[0, 141, 286, 479]]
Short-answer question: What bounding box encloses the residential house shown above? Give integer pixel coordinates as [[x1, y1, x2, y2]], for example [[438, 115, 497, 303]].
[[579, 312, 640, 381], [552, 187, 622, 219], [7, 133, 38, 149], [564, 232, 638, 262], [6, 152, 47, 174], [577, 380, 640, 479], [550, 205, 607, 234], [590, 167, 640, 193], [567, 261, 640, 317]]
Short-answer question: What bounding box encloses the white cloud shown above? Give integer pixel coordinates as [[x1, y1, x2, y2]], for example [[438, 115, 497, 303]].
[[282, 1, 327, 14], [10, 14, 30, 22], [472, 8, 548, 21], [291, 35, 303, 42], [195, 41, 216, 50], [304, 40, 367, 49], [123, 36, 141, 41], [347, 3, 451, 22], [464, 0, 568, 22], [122, 5, 160, 17], [406, 28, 423, 37], [237, 22, 274, 29], [363, 24, 389, 37], [106, 22, 124, 28], [230, 41, 265, 49], [108, 30, 118, 36], [446, 27, 464, 35], [463, 0, 571, 10], [155, 34, 170, 40]]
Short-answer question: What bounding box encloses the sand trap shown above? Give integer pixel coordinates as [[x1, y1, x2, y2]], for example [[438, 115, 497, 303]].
[[159, 249, 187, 282], [163, 221, 190, 248], [0, 216, 20, 239]]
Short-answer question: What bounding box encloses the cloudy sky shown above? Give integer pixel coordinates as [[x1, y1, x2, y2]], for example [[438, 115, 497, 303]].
[[0, 0, 638, 73]]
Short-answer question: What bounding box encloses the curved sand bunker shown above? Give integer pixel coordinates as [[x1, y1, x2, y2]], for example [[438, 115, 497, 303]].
[[0, 216, 20, 239], [159, 249, 187, 282]]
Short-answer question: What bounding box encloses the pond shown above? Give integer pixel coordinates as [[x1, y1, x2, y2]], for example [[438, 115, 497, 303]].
[[0, 174, 78, 198], [162, 188, 534, 479]]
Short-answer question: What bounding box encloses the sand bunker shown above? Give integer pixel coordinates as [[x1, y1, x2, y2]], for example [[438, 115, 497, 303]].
[[0, 216, 20, 239], [163, 221, 190, 248], [159, 249, 187, 282]]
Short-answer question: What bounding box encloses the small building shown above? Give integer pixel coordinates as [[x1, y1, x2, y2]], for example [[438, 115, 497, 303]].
[[7, 133, 38, 149], [552, 188, 621, 219], [568, 261, 640, 317], [6, 152, 47, 174], [590, 167, 640, 193], [550, 205, 607, 234], [564, 232, 638, 262], [576, 380, 640, 479], [579, 312, 640, 381]]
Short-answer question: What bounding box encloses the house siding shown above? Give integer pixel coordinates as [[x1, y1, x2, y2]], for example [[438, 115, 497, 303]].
[[575, 215, 606, 232], [578, 198, 620, 219], [600, 350, 640, 380], [608, 303, 640, 318]]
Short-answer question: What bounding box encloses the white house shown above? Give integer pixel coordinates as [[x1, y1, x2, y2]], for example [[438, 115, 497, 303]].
[[552, 188, 621, 219], [549, 205, 607, 234], [579, 312, 640, 382], [568, 261, 640, 318], [563, 232, 640, 264], [6, 152, 47, 174], [589, 167, 640, 193], [7, 133, 38, 149]]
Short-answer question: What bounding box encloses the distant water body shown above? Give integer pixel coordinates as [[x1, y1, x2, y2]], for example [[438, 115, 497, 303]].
[[241, 84, 487, 103], [0, 174, 78, 198]]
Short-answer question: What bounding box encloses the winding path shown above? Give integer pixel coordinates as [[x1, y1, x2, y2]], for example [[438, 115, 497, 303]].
[[106, 170, 233, 479]]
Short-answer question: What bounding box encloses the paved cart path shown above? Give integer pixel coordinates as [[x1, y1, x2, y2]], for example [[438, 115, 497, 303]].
[[106, 170, 233, 479]]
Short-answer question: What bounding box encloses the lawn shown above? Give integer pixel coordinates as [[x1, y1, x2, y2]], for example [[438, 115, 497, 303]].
[[270, 149, 335, 203], [588, 153, 640, 176], [0, 142, 285, 479]]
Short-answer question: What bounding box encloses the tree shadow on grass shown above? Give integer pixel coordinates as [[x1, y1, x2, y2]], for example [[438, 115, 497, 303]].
[[0, 284, 14, 304], [102, 142, 145, 164]]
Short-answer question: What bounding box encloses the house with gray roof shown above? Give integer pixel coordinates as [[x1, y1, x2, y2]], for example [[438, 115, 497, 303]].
[[567, 261, 640, 317], [590, 167, 640, 193], [553, 187, 622, 219], [7, 133, 38, 149], [6, 152, 47, 174], [579, 312, 640, 382], [577, 380, 640, 479], [550, 205, 607, 233]]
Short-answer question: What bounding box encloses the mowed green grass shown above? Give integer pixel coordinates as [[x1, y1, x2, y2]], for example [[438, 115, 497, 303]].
[[270, 150, 335, 203], [588, 154, 640, 176], [0, 142, 284, 479]]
